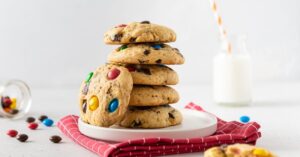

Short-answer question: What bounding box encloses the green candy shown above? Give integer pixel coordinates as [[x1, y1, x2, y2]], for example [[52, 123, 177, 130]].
[[85, 72, 94, 83], [119, 45, 128, 51]]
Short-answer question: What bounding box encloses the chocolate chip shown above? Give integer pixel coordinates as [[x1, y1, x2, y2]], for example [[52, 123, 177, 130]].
[[129, 37, 136, 42], [17, 134, 28, 142], [155, 59, 162, 64], [49, 135, 62, 143], [168, 112, 175, 119], [26, 117, 35, 123], [137, 68, 151, 75], [113, 34, 123, 41], [10, 109, 19, 115], [82, 83, 89, 95], [132, 120, 142, 127], [82, 100, 87, 113], [143, 50, 150, 55], [140, 21, 150, 24], [38, 115, 48, 122]]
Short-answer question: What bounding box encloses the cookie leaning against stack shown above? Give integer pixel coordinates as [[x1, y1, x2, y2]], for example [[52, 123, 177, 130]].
[[105, 21, 184, 128]]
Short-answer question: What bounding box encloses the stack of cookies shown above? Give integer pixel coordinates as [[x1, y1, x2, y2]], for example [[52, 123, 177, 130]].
[[79, 21, 185, 129]]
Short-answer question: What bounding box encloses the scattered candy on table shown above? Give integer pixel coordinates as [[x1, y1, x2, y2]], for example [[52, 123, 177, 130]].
[[28, 122, 38, 130], [38, 115, 48, 122], [7, 130, 18, 137], [43, 118, 54, 127], [17, 134, 28, 142], [26, 117, 35, 123], [240, 115, 250, 123], [49, 135, 62, 143]]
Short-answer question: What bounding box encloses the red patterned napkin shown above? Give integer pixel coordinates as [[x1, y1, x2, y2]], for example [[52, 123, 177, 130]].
[[57, 102, 261, 157]]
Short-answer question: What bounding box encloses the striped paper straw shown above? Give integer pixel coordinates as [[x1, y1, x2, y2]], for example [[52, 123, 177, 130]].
[[209, 0, 232, 54]]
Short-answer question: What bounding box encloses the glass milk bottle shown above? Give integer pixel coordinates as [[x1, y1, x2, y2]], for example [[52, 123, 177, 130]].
[[213, 35, 252, 106], [0, 80, 32, 119]]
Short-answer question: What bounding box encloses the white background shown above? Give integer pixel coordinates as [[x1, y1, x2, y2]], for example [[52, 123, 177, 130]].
[[0, 1, 300, 157], [0, 0, 300, 88]]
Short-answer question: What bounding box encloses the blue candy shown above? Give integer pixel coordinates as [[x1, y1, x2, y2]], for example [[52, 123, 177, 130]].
[[43, 118, 54, 127], [108, 98, 119, 113], [151, 44, 162, 50], [240, 115, 250, 123]]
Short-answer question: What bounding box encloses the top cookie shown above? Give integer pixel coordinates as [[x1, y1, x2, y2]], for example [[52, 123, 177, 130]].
[[79, 64, 133, 127], [104, 21, 176, 44]]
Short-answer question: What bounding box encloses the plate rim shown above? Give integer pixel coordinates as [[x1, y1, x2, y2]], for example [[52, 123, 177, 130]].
[[78, 109, 217, 133]]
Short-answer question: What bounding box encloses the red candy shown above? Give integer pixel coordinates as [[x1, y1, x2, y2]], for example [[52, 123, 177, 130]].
[[107, 68, 120, 80], [7, 130, 18, 137], [2, 97, 12, 106], [126, 65, 136, 72], [116, 24, 127, 28], [28, 122, 38, 130]]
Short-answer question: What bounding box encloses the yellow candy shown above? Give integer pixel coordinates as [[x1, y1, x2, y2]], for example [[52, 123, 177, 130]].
[[88, 96, 99, 111], [10, 98, 17, 109], [253, 148, 270, 157]]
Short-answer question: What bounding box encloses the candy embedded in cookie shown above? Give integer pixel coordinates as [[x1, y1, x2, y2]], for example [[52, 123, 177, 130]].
[[108, 43, 184, 65], [104, 21, 176, 44], [78, 65, 133, 127]]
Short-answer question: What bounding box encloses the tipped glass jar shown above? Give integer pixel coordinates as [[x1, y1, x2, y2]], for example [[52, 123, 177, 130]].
[[0, 80, 31, 119]]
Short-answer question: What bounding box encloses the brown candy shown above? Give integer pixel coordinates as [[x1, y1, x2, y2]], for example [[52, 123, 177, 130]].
[[38, 115, 48, 122], [17, 134, 28, 142], [50, 135, 62, 143], [26, 117, 35, 123]]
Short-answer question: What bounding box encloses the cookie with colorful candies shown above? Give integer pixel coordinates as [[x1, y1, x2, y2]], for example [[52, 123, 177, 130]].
[[79, 64, 133, 127]]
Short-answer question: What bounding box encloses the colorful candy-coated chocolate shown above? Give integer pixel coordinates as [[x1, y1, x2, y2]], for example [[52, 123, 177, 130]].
[[10, 98, 17, 109], [50, 135, 62, 143], [28, 122, 38, 130], [108, 98, 119, 113], [253, 148, 270, 156], [240, 115, 250, 123], [38, 115, 48, 122], [126, 65, 136, 72], [7, 130, 18, 137], [151, 44, 162, 50], [85, 72, 94, 83], [2, 96, 12, 107], [43, 118, 54, 127], [88, 96, 99, 111], [107, 68, 120, 80], [17, 134, 28, 142], [119, 45, 128, 51]]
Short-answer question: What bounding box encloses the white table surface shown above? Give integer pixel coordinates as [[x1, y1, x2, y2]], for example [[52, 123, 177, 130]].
[[1, 82, 300, 157]]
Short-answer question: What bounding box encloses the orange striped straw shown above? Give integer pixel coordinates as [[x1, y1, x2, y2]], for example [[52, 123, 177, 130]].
[[209, 0, 232, 54]]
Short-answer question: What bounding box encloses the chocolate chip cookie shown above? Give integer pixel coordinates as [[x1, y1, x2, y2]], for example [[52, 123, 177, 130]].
[[104, 21, 176, 44], [110, 63, 179, 85], [79, 64, 133, 127], [119, 105, 182, 128], [129, 85, 179, 106], [107, 43, 184, 65]]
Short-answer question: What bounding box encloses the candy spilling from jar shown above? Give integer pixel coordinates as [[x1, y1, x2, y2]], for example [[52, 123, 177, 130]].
[[1, 96, 19, 115]]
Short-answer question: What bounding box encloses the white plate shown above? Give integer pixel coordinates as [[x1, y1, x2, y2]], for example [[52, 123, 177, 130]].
[[78, 109, 217, 142]]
